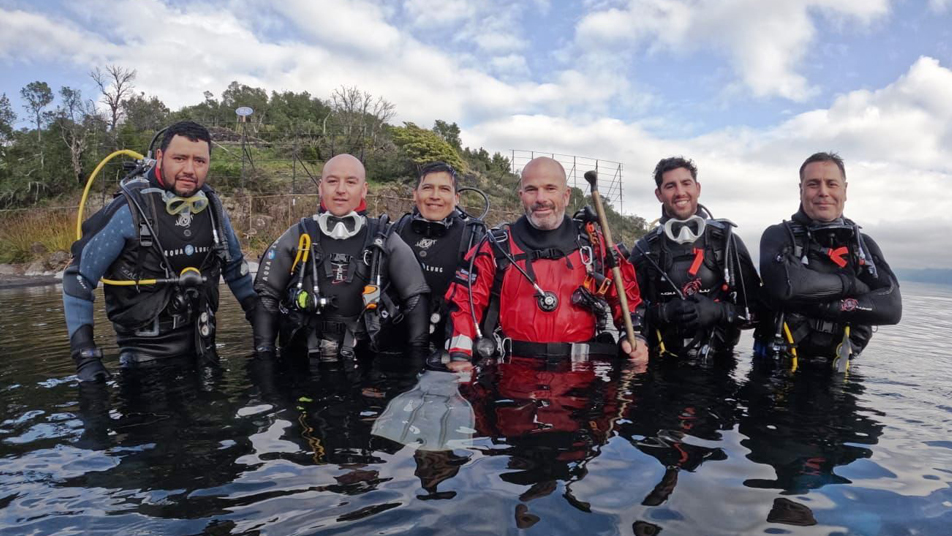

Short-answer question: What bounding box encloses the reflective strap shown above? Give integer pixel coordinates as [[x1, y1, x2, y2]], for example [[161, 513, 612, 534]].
[[449, 334, 474, 356]]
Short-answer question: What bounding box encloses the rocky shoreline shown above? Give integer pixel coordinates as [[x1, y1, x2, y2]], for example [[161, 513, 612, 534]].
[[0, 259, 261, 290], [0, 249, 68, 289]]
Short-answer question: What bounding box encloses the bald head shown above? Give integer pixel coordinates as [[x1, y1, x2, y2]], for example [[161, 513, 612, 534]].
[[519, 157, 571, 230], [520, 157, 566, 189], [322, 153, 366, 182], [320, 153, 368, 216]]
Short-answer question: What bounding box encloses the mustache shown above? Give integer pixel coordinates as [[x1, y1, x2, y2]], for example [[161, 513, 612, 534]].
[[531, 201, 555, 212]]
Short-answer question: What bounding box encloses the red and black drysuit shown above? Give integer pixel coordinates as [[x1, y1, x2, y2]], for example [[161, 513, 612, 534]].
[[445, 214, 642, 361]]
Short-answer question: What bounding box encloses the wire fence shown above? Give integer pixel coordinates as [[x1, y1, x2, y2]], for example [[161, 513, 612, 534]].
[[0, 192, 522, 259], [509, 150, 624, 212]]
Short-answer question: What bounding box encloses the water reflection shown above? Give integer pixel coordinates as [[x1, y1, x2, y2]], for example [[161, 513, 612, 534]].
[[739, 363, 884, 491], [465, 356, 626, 528], [3, 284, 952, 535], [738, 361, 885, 528], [619, 357, 738, 505]]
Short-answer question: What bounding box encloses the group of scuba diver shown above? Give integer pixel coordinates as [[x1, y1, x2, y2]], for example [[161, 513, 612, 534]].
[[62, 120, 902, 383]]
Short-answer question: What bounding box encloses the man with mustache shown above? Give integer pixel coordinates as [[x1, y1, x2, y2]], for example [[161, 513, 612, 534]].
[[390, 162, 485, 350], [443, 156, 648, 372], [63, 121, 259, 380], [252, 154, 430, 364], [756, 152, 901, 366], [629, 156, 762, 358]]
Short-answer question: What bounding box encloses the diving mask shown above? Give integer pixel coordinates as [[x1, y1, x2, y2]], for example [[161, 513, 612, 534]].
[[410, 209, 456, 238], [165, 191, 209, 216], [663, 215, 707, 244], [316, 211, 365, 240]]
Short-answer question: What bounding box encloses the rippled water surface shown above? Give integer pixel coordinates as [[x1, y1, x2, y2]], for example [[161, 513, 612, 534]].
[[1, 282, 950, 535]]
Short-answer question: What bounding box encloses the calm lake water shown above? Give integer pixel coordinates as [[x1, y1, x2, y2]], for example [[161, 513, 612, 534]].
[[0, 282, 950, 536]]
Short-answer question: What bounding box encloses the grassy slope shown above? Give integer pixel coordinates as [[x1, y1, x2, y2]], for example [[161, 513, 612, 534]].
[[0, 142, 648, 263]]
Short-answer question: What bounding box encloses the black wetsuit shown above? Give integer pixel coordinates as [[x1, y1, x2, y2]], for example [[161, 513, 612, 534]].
[[63, 167, 257, 366], [757, 209, 901, 358], [394, 209, 484, 348], [630, 209, 763, 356], [253, 213, 430, 361]]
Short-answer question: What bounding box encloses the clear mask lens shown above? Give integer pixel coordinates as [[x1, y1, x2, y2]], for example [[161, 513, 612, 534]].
[[663, 215, 707, 244]]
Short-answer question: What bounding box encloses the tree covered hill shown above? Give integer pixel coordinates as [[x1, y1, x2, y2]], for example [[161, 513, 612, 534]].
[[0, 70, 648, 260]]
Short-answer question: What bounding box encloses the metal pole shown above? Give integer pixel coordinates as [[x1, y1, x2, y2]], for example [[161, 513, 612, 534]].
[[619, 163, 624, 213], [240, 120, 246, 193]]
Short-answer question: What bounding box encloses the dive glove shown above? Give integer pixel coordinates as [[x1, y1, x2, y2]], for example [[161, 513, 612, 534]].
[[684, 294, 732, 329], [650, 299, 696, 326], [69, 325, 110, 382]]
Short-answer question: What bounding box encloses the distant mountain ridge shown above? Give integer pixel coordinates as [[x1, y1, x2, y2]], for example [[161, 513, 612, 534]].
[[894, 268, 952, 286]]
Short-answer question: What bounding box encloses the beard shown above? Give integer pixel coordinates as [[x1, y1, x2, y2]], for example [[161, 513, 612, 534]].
[[525, 202, 564, 230], [172, 176, 200, 197]]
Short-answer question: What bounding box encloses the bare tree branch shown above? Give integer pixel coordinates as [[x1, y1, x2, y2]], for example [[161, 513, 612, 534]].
[[91, 65, 136, 133]]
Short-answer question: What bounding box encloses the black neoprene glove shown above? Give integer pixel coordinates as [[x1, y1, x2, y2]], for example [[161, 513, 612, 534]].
[[649, 299, 695, 326], [69, 325, 110, 382], [685, 294, 731, 330]]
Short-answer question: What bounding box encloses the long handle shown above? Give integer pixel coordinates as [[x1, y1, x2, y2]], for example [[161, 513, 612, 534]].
[[583, 171, 637, 349]]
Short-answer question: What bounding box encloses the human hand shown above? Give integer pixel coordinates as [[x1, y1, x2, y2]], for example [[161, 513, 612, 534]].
[[446, 353, 474, 373], [621, 336, 649, 362]]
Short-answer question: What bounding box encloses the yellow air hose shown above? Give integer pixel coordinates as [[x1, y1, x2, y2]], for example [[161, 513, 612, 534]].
[[75, 149, 171, 287], [782, 322, 798, 372], [290, 232, 312, 273], [76, 149, 145, 240]]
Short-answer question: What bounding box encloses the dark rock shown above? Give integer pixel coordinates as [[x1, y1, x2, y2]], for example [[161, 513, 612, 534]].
[[24, 261, 46, 276], [48, 250, 70, 266]]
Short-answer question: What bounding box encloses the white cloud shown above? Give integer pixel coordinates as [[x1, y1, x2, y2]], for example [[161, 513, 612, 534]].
[[0, 9, 115, 63], [928, 0, 950, 12], [572, 0, 890, 101], [465, 57, 952, 268], [489, 54, 531, 77], [0, 1, 947, 268], [0, 1, 620, 125], [403, 0, 476, 27]]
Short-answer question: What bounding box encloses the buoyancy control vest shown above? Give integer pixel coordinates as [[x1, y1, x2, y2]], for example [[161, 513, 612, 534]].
[[774, 215, 874, 354], [394, 209, 485, 304], [481, 216, 606, 345], [103, 173, 231, 331], [635, 218, 742, 353], [281, 215, 394, 355]]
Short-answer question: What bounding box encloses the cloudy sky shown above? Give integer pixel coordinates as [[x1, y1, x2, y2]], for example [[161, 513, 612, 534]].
[[1, 0, 950, 269]]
